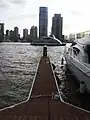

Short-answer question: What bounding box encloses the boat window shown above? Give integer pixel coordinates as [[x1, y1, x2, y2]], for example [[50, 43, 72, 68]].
[[73, 47, 80, 56], [71, 42, 77, 46], [86, 45, 90, 63], [68, 48, 72, 55]]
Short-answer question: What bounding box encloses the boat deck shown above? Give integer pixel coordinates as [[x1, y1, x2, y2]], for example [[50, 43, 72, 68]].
[[0, 56, 90, 120]]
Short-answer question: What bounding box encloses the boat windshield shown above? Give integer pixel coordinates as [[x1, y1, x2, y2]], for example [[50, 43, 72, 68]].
[[73, 47, 80, 56]]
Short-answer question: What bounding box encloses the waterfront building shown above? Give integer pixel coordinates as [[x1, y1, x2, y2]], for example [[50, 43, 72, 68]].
[[10, 30, 14, 41], [0, 23, 4, 42], [13, 27, 19, 42], [76, 30, 90, 39], [69, 33, 75, 41], [39, 7, 48, 38], [30, 26, 37, 41], [51, 14, 63, 41], [64, 35, 69, 41], [23, 28, 28, 40], [5, 30, 10, 41], [6, 30, 10, 36]]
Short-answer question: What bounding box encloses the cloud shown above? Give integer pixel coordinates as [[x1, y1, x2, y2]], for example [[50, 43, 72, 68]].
[[9, 0, 27, 5], [68, 10, 83, 16], [0, 0, 10, 8], [8, 13, 37, 20]]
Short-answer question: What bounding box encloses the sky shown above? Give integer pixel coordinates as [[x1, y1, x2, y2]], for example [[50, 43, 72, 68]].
[[0, 0, 90, 37]]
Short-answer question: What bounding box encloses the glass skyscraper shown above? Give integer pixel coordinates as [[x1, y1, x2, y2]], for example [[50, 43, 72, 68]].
[[39, 7, 48, 38]]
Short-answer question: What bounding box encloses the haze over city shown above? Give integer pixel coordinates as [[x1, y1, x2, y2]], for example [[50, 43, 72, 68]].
[[0, 0, 90, 36]]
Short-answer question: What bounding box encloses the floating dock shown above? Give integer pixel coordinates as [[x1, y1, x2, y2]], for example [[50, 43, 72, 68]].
[[0, 56, 90, 120]]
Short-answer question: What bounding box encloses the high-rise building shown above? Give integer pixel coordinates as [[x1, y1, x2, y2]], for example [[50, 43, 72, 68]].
[[5, 30, 10, 41], [30, 26, 37, 40], [23, 28, 28, 39], [39, 7, 48, 38], [0, 23, 4, 42], [14, 27, 19, 42], [10, 30, 14, 41], [6, 30, 10, 36], [51, 14, 63, 41]]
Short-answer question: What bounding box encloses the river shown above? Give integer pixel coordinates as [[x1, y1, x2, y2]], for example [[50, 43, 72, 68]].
[[0, 42, 65, 108]]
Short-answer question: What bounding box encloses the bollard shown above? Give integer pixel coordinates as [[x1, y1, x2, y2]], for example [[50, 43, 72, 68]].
[[43, 45, 47, 57]]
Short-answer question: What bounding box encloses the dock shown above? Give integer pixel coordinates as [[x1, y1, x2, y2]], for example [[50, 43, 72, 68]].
[[0, 56, 90, 119]]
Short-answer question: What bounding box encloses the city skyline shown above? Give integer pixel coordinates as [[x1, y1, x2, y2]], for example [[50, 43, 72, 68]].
[[0, 0, 90, 36]]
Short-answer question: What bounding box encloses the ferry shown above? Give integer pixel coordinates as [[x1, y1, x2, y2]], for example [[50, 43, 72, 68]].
[[64, 36, 90, 93], [31, 35, 66, 46]]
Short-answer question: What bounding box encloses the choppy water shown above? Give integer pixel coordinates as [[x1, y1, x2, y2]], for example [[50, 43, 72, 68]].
[[0, 42, 65, 108]]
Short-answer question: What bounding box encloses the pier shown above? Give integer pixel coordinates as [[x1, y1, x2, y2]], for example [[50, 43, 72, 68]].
[[0, 56, 90, 119]]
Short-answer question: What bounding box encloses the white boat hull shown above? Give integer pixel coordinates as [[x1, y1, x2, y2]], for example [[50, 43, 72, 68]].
[[65, 54, 90, 93]]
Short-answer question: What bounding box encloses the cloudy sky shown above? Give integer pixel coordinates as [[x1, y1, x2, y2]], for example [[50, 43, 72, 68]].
[[0, 0, 90, 36]]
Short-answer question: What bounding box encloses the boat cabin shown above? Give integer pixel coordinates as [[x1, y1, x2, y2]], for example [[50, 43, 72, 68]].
[[67, 36, 90, 64]]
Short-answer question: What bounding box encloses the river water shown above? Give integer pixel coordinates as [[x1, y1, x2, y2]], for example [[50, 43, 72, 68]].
[[0, 42, 65, 108]]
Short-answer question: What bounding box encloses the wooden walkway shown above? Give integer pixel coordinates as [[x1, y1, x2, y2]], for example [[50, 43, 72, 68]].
[[0, 57, 90, 120]]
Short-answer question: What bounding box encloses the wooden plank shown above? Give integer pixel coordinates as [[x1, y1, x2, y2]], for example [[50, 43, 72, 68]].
[[2, 115, 12, 120], [38, 116, 43, 120], [23, 115, 27, 120], [11, 115, 17, 120], [33, 116, 38, 120], [17, 115, 23, 120], [0, 115, 4, 120], [53, 116, 59, 120], [83, 116, 90, 120], [28, 115, 33, 120], [43, 116, 48, 120], [73, 116, 79, 120], [62, 116, 75, 120]]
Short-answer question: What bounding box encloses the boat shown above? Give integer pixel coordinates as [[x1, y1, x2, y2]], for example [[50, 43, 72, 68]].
[[31, 35, 66, 46], [64, 36, 90, 93]]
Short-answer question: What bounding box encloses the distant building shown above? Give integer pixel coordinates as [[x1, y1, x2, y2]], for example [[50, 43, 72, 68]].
[[76, 33, 81, 39], [30, 26, 37, 40], [6, 30, 10, 36], [64, 35, 68, 40], [13, 27, 19, 42], [39, 7, 48, 38], [51, 14, 63, 41], [0, 23, 4, 42], [69, 33, 75, 41], [23, 28, 28, 40], [5, 30, 10, 41], [76, 30, 90, 39], [10, 30, 14, 41], [18, 34, 20, 39]]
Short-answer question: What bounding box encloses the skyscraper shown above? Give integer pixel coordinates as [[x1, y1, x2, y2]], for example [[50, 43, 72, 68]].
[[10, 30, 14, 41], [23, 28, 28, 39], [39, 7, 48, 38], [30, 26, 37, 40], [5, 30, 10, 41], [51, 14, 63, 40], [0, 23, 4, 42], [14, 27, 19, 42], [6, 30, 10, 36]]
